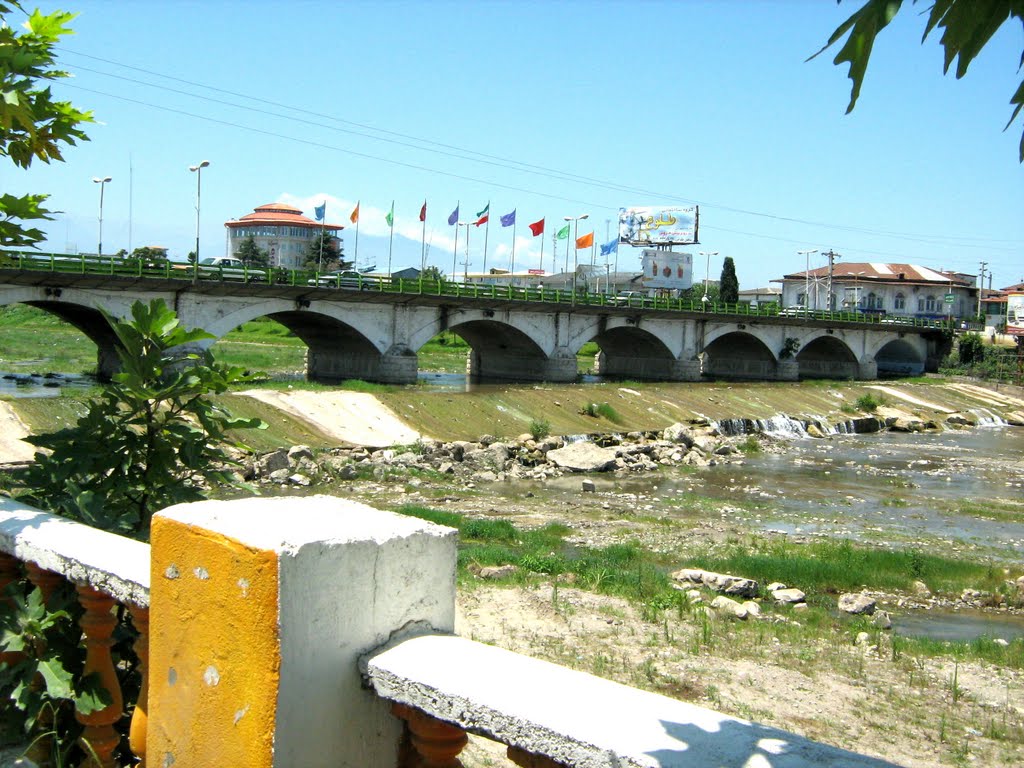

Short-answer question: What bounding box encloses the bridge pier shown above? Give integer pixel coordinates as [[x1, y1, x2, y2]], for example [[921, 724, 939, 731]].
[[96, 344, 121, 382], [775, 360, 800, 381], [306, 345, 419, 385], [858, 359, 878, 380]]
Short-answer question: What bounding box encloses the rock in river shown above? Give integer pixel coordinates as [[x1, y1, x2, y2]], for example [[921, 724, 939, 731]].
[[546, 442, 618, 472]]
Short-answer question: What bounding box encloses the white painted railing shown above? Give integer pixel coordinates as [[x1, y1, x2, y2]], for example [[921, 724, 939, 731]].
[[365, 633, 900, 768]]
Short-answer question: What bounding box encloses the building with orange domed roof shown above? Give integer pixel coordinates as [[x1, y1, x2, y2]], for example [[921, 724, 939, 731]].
[[225, 202, 342, 269]]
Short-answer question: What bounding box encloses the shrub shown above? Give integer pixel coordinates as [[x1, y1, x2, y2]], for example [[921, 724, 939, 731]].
[[529, 418, 551, 440], [855, 393, 883, 412], [957, 333, 985, 366]]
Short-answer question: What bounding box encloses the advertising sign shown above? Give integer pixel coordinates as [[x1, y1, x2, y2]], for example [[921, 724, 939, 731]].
[[619, 206, 699, 246], [1008, 292, 1024, 337], [640, 249, 693, 290]]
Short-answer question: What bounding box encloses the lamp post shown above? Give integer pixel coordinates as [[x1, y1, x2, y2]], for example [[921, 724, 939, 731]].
[[699, 251, 718, 309], [797, 249, 818, 309], [188, 160, 210, 281], [92, 176, 112, 257]]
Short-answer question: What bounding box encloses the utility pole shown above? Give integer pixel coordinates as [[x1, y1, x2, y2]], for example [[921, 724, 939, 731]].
[[823, 249, 841, 311], [977, 261, 987, 319]]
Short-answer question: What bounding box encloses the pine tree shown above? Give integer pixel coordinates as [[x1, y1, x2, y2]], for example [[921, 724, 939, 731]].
[[719, 256, 739, 304]]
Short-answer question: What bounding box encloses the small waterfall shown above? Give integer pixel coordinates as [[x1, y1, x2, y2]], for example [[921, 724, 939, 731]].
[[969, 408, 1008, 427], [713, 415, 809, 438], [563, 433, 590, 444]]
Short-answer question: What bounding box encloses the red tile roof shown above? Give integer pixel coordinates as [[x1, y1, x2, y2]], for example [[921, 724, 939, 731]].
[[782, 262, 972, 286], [225, 202, 342, 231]]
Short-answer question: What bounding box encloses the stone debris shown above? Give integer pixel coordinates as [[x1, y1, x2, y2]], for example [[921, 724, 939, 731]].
[[838, 593, 877, 615], [671, 568, 759, 598]]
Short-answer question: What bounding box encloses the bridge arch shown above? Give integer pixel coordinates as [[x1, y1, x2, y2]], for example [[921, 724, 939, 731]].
[[872, 337, 926, 376], [702, 331, 780, 380], [446, 318, 562, 382], [795, 334, 859, 379], [585, 325, 677, 380]]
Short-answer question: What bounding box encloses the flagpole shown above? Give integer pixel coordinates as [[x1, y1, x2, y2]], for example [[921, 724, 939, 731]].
[[319, 203, 325, 271], [452, 223, 459, 279], [387, 200, 394, 277], [539, 220, 545, 275], [482, 202, 490, 274], [420, 200, 427, 272], [354, 202, 360, 268], [510, 217, 517, 275]]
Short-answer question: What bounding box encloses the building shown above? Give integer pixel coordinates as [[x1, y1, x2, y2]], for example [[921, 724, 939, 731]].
[[774, 262, 978, 321], [737, 287, 781, 307], [224, 203, 343, 269]]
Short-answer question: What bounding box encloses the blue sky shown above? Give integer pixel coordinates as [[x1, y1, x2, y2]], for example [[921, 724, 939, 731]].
[[10, 0, 1023, 289]]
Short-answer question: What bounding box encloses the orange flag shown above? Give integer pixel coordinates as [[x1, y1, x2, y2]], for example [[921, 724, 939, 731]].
[[350, 202, 360, 224], [575, 231, 594, 249]]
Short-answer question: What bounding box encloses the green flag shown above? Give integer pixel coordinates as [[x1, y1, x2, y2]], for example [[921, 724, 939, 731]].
[[385, 201, 394, 227], [475, 202, 490, 218], [556, 224, 570, 240]]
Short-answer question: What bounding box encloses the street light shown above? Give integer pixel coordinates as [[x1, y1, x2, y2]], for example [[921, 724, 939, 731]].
[[564, 214, 589, 301], [189, 160, 210, 280], [92, 176, 112, 257], [797, 249, 818, 309], [698, 251, 718, 308]]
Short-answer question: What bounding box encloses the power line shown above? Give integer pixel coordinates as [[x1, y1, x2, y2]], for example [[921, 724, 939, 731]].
[[59, 48, 1024, 252]]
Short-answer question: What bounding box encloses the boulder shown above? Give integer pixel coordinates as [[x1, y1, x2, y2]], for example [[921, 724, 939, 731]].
[[872, 610, 892, 630], [478, 564, 519, 580], [581, 479, 597, 493], [773, 588, 806, 604], [546, 442, 618, 472], [710, 595, 748, 620], [766, 582, 788, 593], [890, 417, 926, 433], [662, 423, 695, 447], [946, 413, 978, 427], [1006, 411, 1024, 427], [258, 448, 290, 475], [671, 568, 759, 598], [806, 423, 827, 438], [838, 593, 876, 615], [742, 601, 761, 617], [911, 580, 932, 598], [287, 444, 314, 463]]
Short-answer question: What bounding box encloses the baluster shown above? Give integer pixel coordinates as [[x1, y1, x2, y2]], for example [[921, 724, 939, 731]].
[[23, 564, 66, 768], [76, 585, 123, 768], [391, 702, 467, 768], [507, 745, 568, 768], [127, 605, 149, 767]]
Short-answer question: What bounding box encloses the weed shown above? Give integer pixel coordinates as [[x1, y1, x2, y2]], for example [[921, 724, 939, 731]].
[[529, 418, 551, 441], [737, 435, 762, 454], [854, 393, 885, 412]]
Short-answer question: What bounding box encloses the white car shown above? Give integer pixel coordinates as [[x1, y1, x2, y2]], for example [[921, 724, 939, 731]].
[[308, 270, 378, 289], [193, 257, 266, 281]]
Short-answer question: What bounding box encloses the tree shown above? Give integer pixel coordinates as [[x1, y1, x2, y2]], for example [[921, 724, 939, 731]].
[[131, 245, 168, 266], [303, 230, 349, 272], [0, 3, 93, 246], [421, 265, 444, 282], [236, 235, 269, 268], [719, 256, 739, 304], [16, 299, 265, 539], [812, 0, 1024, 161]]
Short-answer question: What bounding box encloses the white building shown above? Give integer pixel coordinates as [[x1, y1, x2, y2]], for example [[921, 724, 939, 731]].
[[774, 262, 978, 321], [225, 203, 343, 269]]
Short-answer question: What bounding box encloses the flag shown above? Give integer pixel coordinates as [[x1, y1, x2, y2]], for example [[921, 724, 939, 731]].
[[476, 202, 490, 218], [350, 202, 360, 224], [314, 201, 326, 221], [474, 213, 489, 227], [556, 224, 570, 240], [385, 201, 394, 227], [575, 232, 594, 249], [448, 205, 459, 226], [500, 210, 516, 227], [419, 200, 427, 222], [528, 218, 545, 237], [600, 238, 618, 257]]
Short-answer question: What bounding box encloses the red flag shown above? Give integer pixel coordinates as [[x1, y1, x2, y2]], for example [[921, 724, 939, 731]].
[[528, 218, 544, 237], [575, 232, 594, 249], [419, 200, 426, 222], [474, 213, 489, 227]]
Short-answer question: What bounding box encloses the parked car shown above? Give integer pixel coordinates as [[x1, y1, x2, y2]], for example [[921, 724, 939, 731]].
[[777, 306, 813, 317], [308, 270, 377, 289]]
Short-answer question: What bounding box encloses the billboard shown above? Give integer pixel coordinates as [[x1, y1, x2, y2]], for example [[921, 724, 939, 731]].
[[640, 249, 693, 290], [619, 206, 699, 246], [1008, 292, 1024, 336]]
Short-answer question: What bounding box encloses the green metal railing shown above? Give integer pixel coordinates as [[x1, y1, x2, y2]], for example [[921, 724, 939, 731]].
[[0, 251, 954, 331]]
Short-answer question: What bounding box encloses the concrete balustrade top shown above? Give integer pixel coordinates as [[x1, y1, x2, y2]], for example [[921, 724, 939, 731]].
[[365, 633, 900, 768], [0, 497, 150, 607]]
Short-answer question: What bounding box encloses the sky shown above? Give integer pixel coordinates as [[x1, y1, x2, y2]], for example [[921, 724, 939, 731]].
[[8, 0, 1024, 290]]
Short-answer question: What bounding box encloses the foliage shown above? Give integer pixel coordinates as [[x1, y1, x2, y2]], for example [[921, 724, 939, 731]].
[[0, 3, 93, 246], [719, 256, 739, 304], [303, 230, 348, 272], [941, 341, 1021, 382], [235, 235, 270, 269], [421, 265, 444, 282], [529, 417, 551, 441], [579, 401, 624, 424], [129, 246, 167, 266], [13, 299, 266, 539], [957, 332, 985, 365], [811, 0, 1024, 162], [855, 392, 883, 411], [779, 337, 800, 359]]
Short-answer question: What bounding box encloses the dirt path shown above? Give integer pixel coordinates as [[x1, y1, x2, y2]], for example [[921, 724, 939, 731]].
[[0, 401, 35, 463], [238, 389, 422, 447]]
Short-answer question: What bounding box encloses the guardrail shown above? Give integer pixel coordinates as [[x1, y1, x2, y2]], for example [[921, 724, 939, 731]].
[[0, 251, 954, 330], [0, 498, 149, 767]]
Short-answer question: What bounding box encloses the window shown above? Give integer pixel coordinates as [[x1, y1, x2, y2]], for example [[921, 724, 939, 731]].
[[894, 293, 905, 311], [796, 292, 806, 307], [925, 295, 937, 312], [867, 292, 881, 310]]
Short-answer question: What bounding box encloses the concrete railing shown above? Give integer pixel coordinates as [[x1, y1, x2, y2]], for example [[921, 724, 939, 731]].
[[1, 495, 901, 767], [0, 497, 150, 767]]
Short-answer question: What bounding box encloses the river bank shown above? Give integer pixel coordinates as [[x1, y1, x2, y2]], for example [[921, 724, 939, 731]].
[[3, 378, 1024, 766]]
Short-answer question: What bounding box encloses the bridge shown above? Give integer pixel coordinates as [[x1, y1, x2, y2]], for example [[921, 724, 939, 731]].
[[0, 253, 952, 384]]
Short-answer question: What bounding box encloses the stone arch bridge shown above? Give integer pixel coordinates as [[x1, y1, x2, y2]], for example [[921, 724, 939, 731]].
[[0, 276, 948, 384]]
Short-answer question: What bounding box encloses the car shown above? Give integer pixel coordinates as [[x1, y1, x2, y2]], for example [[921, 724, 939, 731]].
[[777, 306, 813, 317], [308, 270, 378, 289], [189, 257, 266, 281], [611, 291, 646, 305]]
